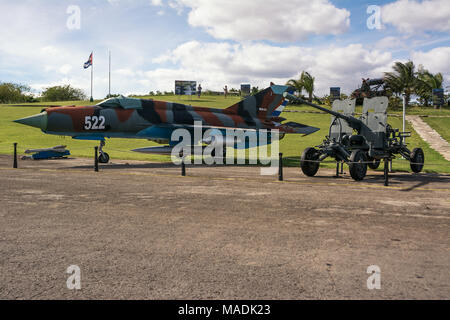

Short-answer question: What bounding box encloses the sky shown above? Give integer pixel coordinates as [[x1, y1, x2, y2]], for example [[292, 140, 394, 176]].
[[0, 0, 449, 98]]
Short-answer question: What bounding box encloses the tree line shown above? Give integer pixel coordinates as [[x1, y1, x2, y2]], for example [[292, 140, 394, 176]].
[[385, 61, 444, 108], [0, 83, 86, 104], [287, 61, 447, 108], [1, 61, 446, 106]]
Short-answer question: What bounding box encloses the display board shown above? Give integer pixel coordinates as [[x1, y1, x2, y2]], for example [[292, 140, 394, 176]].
[[330, 87, 341, 102], [175, 80, 197, 95], [240, 84, 251, 97], [432, 88, 444, 107]]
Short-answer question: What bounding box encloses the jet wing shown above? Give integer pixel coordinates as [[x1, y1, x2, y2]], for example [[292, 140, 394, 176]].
[[279, 122, 320, 135]]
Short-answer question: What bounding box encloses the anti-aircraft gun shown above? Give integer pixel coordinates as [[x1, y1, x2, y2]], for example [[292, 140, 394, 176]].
[[283, 92, 425, 181], [351, 78, 390, 105]]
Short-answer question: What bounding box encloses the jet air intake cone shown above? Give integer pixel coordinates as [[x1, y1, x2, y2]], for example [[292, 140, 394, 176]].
[[14, 112, 48, 130]]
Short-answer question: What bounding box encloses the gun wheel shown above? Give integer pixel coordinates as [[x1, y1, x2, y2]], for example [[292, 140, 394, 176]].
[[410, 148, 424, 173], [349, 150, 367, 181], [211, 148, 226, 158], [99, 152, 110, 164], [367, 156, 381, 170], [300, 147, 320, 177]]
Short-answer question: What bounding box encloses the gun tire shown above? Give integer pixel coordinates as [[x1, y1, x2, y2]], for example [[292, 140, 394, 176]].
[[207, 148, 227, 164], [349, 149, 367, 181], [367, 156, 381, 170], [300, 147, 320, 177], [410, 148, 424, 173], [99, 152, 110, 164]]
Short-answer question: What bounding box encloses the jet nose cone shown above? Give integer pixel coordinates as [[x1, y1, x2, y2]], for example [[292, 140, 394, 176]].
[[14, 111, 48, 130]]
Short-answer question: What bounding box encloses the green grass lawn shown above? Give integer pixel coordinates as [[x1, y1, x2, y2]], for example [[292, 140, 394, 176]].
[[1, 95, 450, 173], [278, 112, 450, 173], [285, 103, 450, 116], [421, 117, 450, 143], [0, 95, 241, 163], [9, 94, 242, 109]]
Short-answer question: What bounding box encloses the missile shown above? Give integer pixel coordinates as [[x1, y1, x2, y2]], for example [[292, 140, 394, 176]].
[[132, 146, 175, 155], [25, 145, 67, 154]]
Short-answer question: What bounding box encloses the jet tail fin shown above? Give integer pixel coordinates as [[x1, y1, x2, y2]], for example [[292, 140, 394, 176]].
[[223, 85, 293, 119]]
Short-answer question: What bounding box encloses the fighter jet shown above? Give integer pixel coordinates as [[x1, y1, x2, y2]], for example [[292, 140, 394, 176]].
[[14, 85, 319, 163]]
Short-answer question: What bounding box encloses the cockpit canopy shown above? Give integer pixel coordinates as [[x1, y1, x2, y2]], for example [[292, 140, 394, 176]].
[[97, 95, 144, 109]]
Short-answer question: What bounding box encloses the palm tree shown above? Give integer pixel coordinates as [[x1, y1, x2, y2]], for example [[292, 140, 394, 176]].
[[300, 71, 315, 102], [384, 61, 417, 108], [286, 78, 303, 97], [416, 67, 443, 108]]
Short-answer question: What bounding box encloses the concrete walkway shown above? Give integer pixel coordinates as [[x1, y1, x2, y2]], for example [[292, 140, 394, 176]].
[[406, 115, 450, 161]]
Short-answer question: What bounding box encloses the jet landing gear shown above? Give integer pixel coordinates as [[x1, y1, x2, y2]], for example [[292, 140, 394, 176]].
[[98, 140, 110, 164]]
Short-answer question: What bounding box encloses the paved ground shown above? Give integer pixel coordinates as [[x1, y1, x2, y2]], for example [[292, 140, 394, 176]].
[[407, 115, 450, 161], [0, 155, 449, 299]]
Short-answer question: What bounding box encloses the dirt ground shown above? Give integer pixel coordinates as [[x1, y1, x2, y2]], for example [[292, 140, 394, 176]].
[[0, 154, 449, 299]]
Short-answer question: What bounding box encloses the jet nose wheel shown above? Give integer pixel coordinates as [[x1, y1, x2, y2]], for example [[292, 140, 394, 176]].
[[410, 148, 424, 173], [98, 152, 110, 164], [349, 149, 367, 181]]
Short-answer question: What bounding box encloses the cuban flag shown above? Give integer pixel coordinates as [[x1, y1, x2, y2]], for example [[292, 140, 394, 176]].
[[83, 52, 93, 69]]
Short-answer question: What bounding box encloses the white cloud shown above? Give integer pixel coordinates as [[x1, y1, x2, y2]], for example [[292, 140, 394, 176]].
[[0, 2, 175, 97], [381, 0, 450, 34], [0, 1, 446, 99], [58, 64, 73, 75], [412, 46, 450, 82], [150, 0, 163, 6], [150, 41, 393, 95], [169, 0, 350, 42], [375, 34, 450, 54], [168, 1, 184, 15], [12, 40, 396, 98], [376, 36, 406, 50]]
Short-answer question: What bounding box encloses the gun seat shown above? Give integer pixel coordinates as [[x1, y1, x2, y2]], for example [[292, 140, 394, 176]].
[[360, 96, 389, 148], [329, 99, 355, 141]]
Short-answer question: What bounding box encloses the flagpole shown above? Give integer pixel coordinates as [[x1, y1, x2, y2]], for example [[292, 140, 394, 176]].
[[108, 50, 111, 97], [90, 51, 94, 102]]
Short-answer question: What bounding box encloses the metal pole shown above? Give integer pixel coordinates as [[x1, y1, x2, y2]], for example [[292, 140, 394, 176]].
[[402, 95, 406, 135], [108, 51, 111, 97], [13, 143, 17, 168], [181, 158, 186, 176], [384, 158, 389, 186], [278, 153, 283, 181], [94, 146, 98, 172], [401, 95, 407, 157], [90, 52, 94, 102]]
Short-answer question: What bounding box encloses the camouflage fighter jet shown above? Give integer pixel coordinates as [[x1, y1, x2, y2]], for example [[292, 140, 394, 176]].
[[14, 85, 319, 163]]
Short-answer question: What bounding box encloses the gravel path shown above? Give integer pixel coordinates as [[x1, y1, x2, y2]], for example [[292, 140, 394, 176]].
[[1, 156, 449, 299], [406, 115, 450, 161]]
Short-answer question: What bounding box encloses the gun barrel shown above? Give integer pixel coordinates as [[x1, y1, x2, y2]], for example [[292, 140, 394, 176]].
[[366, 78, 385, 86], [283, 92, 361, 129]]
